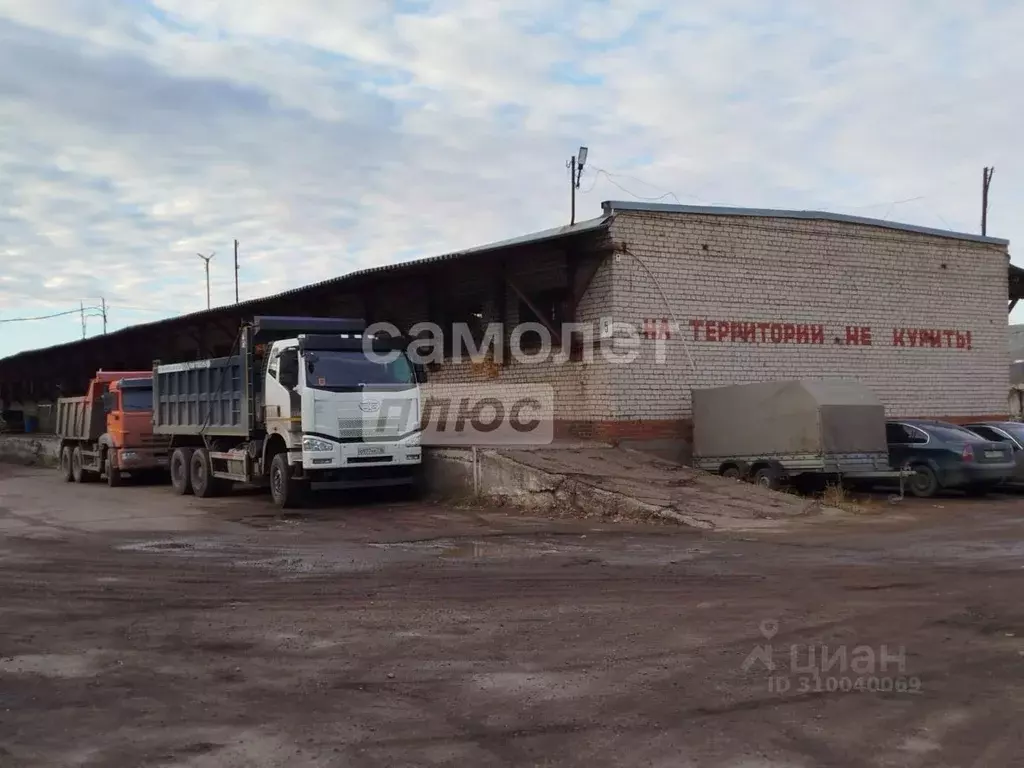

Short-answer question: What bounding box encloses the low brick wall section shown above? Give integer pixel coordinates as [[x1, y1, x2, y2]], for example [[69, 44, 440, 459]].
[[0, 434, 61, 468]]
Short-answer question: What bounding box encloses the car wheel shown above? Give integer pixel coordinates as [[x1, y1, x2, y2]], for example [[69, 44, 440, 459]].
[[170, 448, 194, 495], [907, 464, 939, 498], [59, 446, 74, 482]]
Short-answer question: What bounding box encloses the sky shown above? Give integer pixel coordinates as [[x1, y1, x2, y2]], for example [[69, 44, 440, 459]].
[[1, 0, 1023, 358]]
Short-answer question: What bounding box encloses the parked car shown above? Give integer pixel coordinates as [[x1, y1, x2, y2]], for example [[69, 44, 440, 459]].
[[885, 419, 1016, 498], [961, 421, 1024, 486]]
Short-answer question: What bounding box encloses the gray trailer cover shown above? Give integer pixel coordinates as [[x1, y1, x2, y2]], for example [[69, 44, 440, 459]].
[[692, 379, 887, 459]]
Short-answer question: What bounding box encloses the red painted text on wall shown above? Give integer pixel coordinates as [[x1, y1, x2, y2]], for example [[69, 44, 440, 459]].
[[640, 319, 975, 350], [688, 319, 826, 345], [892, 328, 972, 350]]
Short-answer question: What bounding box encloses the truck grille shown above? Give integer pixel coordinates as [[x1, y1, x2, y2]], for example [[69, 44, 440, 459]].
[[338, 417, 403, 441]]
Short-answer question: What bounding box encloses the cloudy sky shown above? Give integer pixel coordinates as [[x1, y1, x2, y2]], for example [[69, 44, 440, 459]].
[[1, 0, 1022, 358]]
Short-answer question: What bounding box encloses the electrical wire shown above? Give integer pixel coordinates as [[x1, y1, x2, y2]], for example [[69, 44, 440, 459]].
[[619, 245, 698, 377], [0, 306, 105, 323], [581, 166, 717, 206]]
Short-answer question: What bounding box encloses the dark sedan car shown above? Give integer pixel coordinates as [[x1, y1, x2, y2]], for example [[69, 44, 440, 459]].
[[962, 421, 1024, 486], [885, 419, 1016, 498]]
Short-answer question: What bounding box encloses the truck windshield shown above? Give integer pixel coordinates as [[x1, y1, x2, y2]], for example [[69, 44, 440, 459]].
[[304, 351, 415, 391], [121, 388, 153, 411]]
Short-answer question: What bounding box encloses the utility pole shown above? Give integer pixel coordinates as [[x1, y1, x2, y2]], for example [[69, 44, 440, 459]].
[[567, 145, 588, 226], [100, 297, 107, 334], [197, 252, 215, 310], [80, 301, 86, 339], [233, 239, 240, 304], [982, 166, 994, 236]]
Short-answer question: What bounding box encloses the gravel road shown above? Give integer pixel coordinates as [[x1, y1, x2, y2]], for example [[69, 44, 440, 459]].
[[1, 464, 1022, 767]]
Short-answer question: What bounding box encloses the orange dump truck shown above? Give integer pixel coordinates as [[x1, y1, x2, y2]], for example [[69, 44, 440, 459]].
[[56, 370, 171, 486]]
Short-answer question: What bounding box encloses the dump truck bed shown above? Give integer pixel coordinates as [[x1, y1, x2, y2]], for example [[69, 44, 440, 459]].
[[692, 379, 889, 460], [151, 356, 255, 438], [56, 396, 104, 442]]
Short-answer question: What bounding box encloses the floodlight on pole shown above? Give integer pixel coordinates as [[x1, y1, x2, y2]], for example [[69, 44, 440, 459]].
[[568, 144, 589, 226]]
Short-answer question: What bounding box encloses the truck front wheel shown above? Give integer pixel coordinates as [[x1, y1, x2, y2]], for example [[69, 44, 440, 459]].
[[270, 453, 306, 509], [170, 448, 194, 495], [105, 453, 123, 488], [190, 448, 220, 498]]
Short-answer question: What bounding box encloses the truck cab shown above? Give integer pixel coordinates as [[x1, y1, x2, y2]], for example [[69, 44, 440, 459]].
[[101, 377, 171, 478], [57, 371, 170, 486], [262, 334, 422, 473]]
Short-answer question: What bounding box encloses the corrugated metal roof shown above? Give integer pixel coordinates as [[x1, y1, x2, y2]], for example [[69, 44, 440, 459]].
[[603, 200, 1011, 246], [0, 214, 612, 365]]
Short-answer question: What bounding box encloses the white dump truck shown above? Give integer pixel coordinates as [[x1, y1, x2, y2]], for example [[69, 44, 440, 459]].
[[692, 378, 906, 491], [151, 316, 423, 508]]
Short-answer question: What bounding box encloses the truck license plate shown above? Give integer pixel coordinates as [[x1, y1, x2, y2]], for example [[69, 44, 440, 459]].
[[985, 450, 1003, 459], [357, 445, 385, 457]]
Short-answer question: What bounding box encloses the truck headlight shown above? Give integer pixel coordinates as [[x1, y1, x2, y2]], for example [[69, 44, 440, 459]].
[[302, 436, 335, 452]]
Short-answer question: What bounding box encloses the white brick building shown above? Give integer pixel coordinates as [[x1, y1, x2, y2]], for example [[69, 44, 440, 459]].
[[426, 201, 1011, 442], [0, 200, 1014, 448]]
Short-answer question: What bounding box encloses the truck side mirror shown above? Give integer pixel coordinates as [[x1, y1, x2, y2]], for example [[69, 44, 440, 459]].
[[101, 392, 116, 413]]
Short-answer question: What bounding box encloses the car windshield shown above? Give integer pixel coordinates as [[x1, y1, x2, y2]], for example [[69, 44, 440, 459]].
[[304, 350, 415, 391], [121, 388, 153, 411], [924, 423, 989, 443], [995, 423, 1024, 443]]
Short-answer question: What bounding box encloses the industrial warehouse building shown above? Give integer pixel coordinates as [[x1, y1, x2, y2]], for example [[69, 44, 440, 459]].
[[0, 200, 1017, 447]]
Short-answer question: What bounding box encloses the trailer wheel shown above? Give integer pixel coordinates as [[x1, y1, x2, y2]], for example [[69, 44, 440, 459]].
[[170, 448, 194, 495], [189, 448, 219, 498], [720, 464, 742, 480], [59, 446, 74, 482], [270, 453, 305, 509], [753, 466, 784, 491]]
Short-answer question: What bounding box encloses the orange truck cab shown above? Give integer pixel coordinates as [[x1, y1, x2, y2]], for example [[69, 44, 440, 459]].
[[56, 370, 171, 486]]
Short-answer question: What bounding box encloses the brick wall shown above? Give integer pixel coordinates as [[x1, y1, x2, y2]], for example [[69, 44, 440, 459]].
[[426, 248, 618, 423], [606, 210, 1010, 423]]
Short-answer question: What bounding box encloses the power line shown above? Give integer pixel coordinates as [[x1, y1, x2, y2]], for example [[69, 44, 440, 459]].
[[0, 306, 104, 324], [581, 166, 708, 204]]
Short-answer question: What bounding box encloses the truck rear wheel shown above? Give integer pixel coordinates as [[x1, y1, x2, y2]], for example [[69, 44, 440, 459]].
[[59, 446, 74, 482], [189, 448, 220, 498], [71, 445, 96, 483], [170, 448, 194, 495], [270, 453, 306, 509]]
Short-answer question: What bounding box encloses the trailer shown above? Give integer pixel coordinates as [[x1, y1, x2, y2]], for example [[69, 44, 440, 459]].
[[152, 316, 423, 508], [56, 371, 170, 486], [692, 378, 906, 491]]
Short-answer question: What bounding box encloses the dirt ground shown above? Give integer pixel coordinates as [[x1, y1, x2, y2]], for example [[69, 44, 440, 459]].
[[1, 464, 1023, 767]]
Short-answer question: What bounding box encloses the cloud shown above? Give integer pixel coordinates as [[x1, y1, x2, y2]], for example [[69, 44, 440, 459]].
[[1, 0, 1022, 357]]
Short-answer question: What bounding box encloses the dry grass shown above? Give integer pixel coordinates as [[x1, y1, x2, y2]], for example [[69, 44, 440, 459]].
[[821, 483, 883, 515]]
